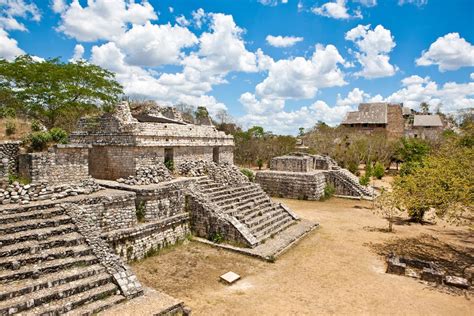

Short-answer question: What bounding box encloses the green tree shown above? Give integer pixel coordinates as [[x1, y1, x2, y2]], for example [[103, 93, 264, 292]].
[[195, 106, 209, 119], [0, 55, 123, 130], [420, 102, 430, 113]]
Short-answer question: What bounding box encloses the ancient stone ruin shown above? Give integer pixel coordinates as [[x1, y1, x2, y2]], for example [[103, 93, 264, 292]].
[[0, 102, 316, 314], [256, 152, 374, 200]]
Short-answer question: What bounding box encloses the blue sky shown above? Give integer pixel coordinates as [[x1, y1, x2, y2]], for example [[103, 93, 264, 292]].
[[0, 0, 473, 134]]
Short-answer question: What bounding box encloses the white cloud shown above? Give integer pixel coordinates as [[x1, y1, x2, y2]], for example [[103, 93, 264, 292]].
[[345, 24, 397, 78], [176, 15, 190, 27], [398, 0, 428, 7], [312, 0, 362, 20], [266, 35, 303, 47], [258, 0, 289, 6], [0, 0, 40, 31], [117, 22, 197, 67], [192, 8, 206, 28], [0, 28, 24, 59], [336, 88, 369, 107], [69, 43, 84, 61], [354, 0, 377, 7], [168, 6, 174, 13], [470, 73, 474, 80], [416, 33, 474, 72], [56, 0, 157, 42], [51, 0, 66, 13], [255, 44, 346, 100]]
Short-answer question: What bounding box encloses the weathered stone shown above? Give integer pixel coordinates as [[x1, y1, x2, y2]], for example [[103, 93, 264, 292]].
[[444, 276, 470, 289]]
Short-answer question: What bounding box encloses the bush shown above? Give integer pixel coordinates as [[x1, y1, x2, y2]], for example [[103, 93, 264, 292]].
[[28, 131, 52, 151], [347, 161, 358, 174], [164, 159, 174, 171], [373, 162, 385, 179], [49, 127, 68, 144], [256, 158, 264, 170], [365, 161, 373, 178], [30, 119, 43, 132], [359, 174, 370, 186], [0, 107, 16, 118], [320, 184, 335, 201], [136, 201, 145, 223], [408, 207, 429, 223], [240, 168, 254, 182], [5, 120, 16, 136]]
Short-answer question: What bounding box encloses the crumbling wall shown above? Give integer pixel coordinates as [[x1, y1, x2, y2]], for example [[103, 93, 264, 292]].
[[18, 145, 90, 185], [0, 141, 20, 179], [104, 214, 190, 261], [255, 171, 326, 200]]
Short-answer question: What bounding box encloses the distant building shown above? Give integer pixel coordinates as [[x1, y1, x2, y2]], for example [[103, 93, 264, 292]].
[[341, 102, 445, 141], [341, 103, 405, 138], [405, 114, 444, 140]]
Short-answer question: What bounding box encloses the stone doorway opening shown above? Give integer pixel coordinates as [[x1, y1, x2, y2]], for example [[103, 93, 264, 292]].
[[213, 147, 219, 163], [164, 148, 174, 170]]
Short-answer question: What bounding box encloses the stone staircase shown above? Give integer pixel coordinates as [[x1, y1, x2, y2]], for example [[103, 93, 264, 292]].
[[195, 177, 297, 246], [0, 205, 126, 315], [328, 168, 374, 198]]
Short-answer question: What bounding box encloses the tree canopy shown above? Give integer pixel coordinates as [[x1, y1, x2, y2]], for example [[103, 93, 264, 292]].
[[0, 55, 123, 130]]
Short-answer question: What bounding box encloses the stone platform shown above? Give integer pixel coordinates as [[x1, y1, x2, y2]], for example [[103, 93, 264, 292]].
[[193, 219, 318, 261]]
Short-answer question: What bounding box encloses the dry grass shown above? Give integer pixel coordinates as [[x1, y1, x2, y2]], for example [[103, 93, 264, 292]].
[[0, 118, 31, 141]]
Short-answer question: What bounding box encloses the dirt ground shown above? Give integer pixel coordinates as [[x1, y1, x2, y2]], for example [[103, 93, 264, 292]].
[[131, 198, 473, 315]]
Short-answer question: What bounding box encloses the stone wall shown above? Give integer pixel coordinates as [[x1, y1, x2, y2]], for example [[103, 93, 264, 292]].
[[104, 214, 190, 261], [386, 105, 404, 139], [255, 171, 326, 200], [0, 141, 20, 179], [270, 156, 312, 172], [19, 145, 90, 185]]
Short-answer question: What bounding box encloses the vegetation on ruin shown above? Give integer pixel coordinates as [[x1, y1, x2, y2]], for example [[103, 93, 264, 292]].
[[25, 127, 69, 151], [320, 184, 336, 201], [240, 168, 255, 182], [0, 55, 123, 131]]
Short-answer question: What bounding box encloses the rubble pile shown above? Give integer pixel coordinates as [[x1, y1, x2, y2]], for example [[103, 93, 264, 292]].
[[117, 164, 173, 185], [178, 160, 248, 184], [0, 178, 102, 205]]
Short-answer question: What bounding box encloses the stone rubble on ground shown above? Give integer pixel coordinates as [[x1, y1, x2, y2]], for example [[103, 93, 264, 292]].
[[0, 177, 102, 205], [117, 164, 172, 185]]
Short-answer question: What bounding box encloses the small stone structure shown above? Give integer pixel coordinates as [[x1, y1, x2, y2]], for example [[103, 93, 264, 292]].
[[70, 102, 234, 180], [386, 254, 471, 290], [0, 141, 20, 181], [256, 153, 373, 200]]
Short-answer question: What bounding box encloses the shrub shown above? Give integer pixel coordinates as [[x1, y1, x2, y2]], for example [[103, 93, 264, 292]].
[[320, 184, 335, 201], [373, 162, 385, 179], [240, 168, 254, 182], [256, 158, 264, 170], [30, 120, 43, 132], [365, 161, 373, 178], [347, 161, 358, 174], [408, 207, 429, 223], [5, 120, 16, 136], [28, 131, 52, 151], [359, 174, 370, 186], [0, 107, 16, 118], [164, 159, 174, 171], [49, 127, 68, 144], [136, 201, 146, 223], [209, 231, 224, 243]]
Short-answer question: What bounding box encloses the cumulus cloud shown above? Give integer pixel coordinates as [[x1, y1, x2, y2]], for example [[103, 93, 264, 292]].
[[192, 8, 206, 28], [258, 0, 288, 6], [354, 0, 377, 7], [0, 28, 24, 59], [398, 0, 428, 7], [336, 88, 370, 107], [266, 35, 303, 47], [0, 0, 40, 31], [69, 43, 84, 61], [345, 24, 397, 78], [51, 0, 66, 13], [255, 44, 347, 100], [471, 73, 474, 80], [416, 33, 474, 72], [117, 22, 198, 67], [56, 0, 157, 42], [312, 0, 362, 20]]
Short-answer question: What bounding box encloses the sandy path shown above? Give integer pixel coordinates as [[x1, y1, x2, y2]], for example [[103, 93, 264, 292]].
[[132, 198, 473, 315]]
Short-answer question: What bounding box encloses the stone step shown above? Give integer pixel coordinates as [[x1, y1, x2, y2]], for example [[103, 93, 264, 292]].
[[209, 187, 260, 203], [0, 264, 106, 301], [68, 294, 126, 316], [0, 232, 85, 258], [254, 215, 294, 242], [0, 255, 99, 284], [242, 207, 283, 228], [215, 191, 266, 207], [251, 211, 290, 236], [221, 195, 269, 212], [29, 282, 119, 315], [0, 271, 113, 315], [0, 244, 92, 269], [0, 224, 76, 246], [204, 184, 254, 199], [0, 204, 57, 216], [228, 202, 274, 221], [232, 200, 273, 216], [0, 214, 72, 234], [0, 207, 64, 224]]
